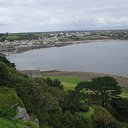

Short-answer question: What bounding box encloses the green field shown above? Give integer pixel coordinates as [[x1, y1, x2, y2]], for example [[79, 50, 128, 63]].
[[120, 89, 128, 98], [5, 35, 19, 40], [44, 76, 85, 91], [44, 76, 128, 97]]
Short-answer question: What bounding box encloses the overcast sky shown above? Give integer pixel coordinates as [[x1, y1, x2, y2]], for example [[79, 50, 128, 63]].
[[0, 0, 128, 33]]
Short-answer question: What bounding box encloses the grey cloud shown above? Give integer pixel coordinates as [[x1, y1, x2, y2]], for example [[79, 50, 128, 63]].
[[0, 23, 6, 26], [0, 0, 128, 32]]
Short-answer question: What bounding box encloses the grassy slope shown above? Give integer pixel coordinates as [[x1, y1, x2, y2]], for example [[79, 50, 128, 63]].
[[0, 87, 38, 128], [0, 87, 24, 109], [0, 118, 23, 128], [0, 118, 38, 128]]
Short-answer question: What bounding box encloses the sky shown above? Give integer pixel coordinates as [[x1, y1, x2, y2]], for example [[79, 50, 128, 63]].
[[0, 0, 128, 33]]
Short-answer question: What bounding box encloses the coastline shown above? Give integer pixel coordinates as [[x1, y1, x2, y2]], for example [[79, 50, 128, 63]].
[[1, 39, 117, 54], [20, 69, 128, 89], [40, 70, 128, 89], [4, 39, 128, 89]]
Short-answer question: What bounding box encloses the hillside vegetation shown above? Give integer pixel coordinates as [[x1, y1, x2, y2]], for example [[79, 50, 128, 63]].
[[0, 87, 38, 128], [0, 54, 128, 128]]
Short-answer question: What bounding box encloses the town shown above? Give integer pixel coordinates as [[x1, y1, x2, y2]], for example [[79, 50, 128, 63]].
[[0, 30, 128, 53]]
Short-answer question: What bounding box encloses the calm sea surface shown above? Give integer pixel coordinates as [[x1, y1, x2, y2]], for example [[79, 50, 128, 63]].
[[7, 40, 128, 77]]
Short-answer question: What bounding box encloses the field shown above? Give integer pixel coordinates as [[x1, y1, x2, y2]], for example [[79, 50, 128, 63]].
[[44, 76, 85, 91], [44, 76, 128, 98], [5, 35, 19, 40], [120, 89, 128, 98]]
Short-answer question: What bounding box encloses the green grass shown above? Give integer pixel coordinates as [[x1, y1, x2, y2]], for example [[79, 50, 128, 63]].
[[0, 118, 23, 128], [5, 35, 19, 40], [0, 87, 24, 109], [61, 81, 76, 91], [45, 76, 83, 84], [120, 89, 128, 98], [44, 76, 85, 91], [79, 106, 94, 119], [0, 118, 38, 128], [0, 87, 38, 128]]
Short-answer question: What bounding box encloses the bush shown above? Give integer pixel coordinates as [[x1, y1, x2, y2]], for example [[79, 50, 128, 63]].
[[79, 103, 89, 112], [24, 121, 38, 128], [92, 106, 118, 128], [0, 118, 23, 128], [0, 106, 16, 119]]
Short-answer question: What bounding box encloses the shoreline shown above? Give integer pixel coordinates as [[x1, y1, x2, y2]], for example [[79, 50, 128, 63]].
[[1, 39, 121, 54], [41, 70, 128, 89], [21, 70, 128, 89]]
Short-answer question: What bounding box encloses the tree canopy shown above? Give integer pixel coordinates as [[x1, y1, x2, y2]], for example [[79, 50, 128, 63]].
[[75, 76, 122, 107]]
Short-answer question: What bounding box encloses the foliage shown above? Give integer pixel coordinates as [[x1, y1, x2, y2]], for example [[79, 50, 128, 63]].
[[0, 57, 128, 127], [0, 118, 24, 128], [79, 106, 94, 119], [92, 106, 118, 128], [0, 118, 38, 128], [117, 122, 128, 128], [75, 76, 122, 107], [0, 62, 11, 86], [24, 121, 38, 128], [0, 33, 6, 41], [68, 113, 93, 128], [92, 76, 121, 107], [110, 97, 128, 122], [35, 77, 64, 102], [61, 90, 89, 114], [47, 111, 93, 128], [0, 87, 24, 120], [75, 81, 91, 91], [120, 89, 128, 98], [44, 77, 63, 90], [0, 54, 15, 68], [0, 87, 24, 108], [0, 107, 16, 119], [44, 76, 83, 91]]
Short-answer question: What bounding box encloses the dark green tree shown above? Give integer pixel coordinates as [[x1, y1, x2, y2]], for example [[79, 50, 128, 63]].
[[0, 54, 15, 68], [53, 79, 63, 90], [92, 76, 121, 107], [44, 77, 63, 90], [61, 90, 89, 114], [75, 76, 121, 107], [0, 62, 10, 86], [111, 97, 128, 122]]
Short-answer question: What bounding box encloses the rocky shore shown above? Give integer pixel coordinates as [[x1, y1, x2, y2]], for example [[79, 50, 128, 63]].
[[0, 39, 110, 54]]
